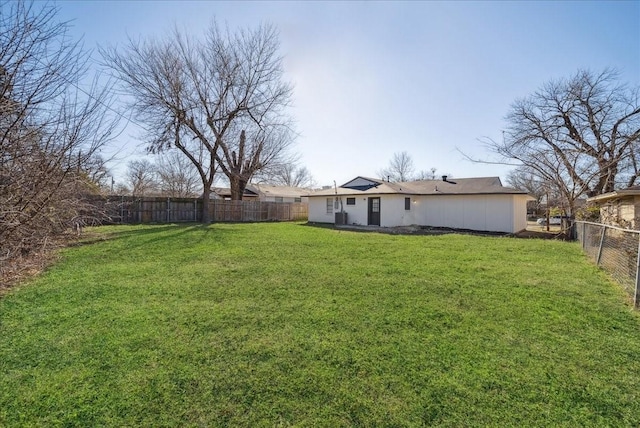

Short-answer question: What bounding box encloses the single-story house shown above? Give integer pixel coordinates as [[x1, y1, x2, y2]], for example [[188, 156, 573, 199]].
[[211, 184, 309, 203], [249, 184, 309, 203], [306, 176, 533, 234], [210, 187, 259, 200], [587, 186, 640, 229]]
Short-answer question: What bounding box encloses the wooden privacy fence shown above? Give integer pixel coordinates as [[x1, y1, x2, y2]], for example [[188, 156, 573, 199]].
[[100, 196, 308, 224]]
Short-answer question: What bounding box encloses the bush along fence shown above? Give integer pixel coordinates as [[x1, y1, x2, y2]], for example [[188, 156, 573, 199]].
[[96, 196, 308, 224], [576, 221, 640, 307]]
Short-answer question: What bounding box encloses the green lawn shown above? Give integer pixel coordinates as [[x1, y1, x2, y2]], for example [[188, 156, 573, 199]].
[[2, 223, 640, 427]]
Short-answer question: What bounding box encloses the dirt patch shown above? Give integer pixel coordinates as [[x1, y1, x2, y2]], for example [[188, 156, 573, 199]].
[[328, 223, 573, 240], [333, 224, 510, 237], [1, 230, 109, 295], [1, 248, 59, 295], [515, 229, 570, 240]]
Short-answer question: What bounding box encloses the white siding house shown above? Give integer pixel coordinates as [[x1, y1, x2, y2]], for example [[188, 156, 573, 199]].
[[307, 176, 531, 234]]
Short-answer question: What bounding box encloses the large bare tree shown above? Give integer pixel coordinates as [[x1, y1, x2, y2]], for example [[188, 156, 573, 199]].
[[484, 69, 640, 214], [267, 163, 314, 188], [506, 167, 545, 199], [377, 151, 415, 182], [156, 151, 201, 197], [102, 22, 294, 222], [125, 159, 159, 197], [1, 0, 118, 278], [255, 152, 315, 188], [506, 166, 547, 213]]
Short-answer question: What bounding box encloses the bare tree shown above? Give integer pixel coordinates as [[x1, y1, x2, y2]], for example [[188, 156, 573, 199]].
[[275, 164, 314, 188], [125, 159, 158, 197], [1, 0, 118, 279], [83, 154, 113, 192], [256, 156, 315, 188], [415, 167, 439, 180], [483, 69, 640, 214], [506, 167, 547, 213], [102, 22, 294, 221], [506, 167, 545, 198], [156, 151, 201, 197], [378, 151, 415, 182]]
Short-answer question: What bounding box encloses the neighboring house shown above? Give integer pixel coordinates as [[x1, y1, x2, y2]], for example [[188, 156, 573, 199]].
[[210, 184, 310, 203], [210, 187, 259, 200], [248, 184, 309, 203], [306, 176, 532, 234], [587, 186, 640, 230]]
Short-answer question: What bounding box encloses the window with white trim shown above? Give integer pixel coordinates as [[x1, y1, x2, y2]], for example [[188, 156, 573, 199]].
[[326, 198, 333, 214]]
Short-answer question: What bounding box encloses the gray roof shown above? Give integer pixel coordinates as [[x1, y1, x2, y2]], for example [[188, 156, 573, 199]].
[[211, 184, 311, 199], [307, 176, 529, 197], [248, 184, 311, 198], [211, 187, 258, 198]]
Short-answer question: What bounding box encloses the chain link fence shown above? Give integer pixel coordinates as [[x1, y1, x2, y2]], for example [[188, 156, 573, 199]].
[[575, 221, 640, 307]]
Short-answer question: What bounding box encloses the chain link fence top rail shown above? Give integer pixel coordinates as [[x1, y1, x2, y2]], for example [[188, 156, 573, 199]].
[[576, 221, 640, 307]]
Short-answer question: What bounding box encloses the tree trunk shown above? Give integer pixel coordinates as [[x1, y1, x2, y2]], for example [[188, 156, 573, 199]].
[[229, 176, 248, 201], [201, 186, 211, 223]]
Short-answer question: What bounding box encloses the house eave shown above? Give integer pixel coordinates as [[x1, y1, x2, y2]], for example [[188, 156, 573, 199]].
[[588, 190, 640, 203], [307, 176, 531, 198], [307, 189, 531, 197]]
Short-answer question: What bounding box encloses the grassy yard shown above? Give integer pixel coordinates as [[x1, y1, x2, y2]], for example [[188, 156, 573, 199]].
[[1, 223, 640, 427]]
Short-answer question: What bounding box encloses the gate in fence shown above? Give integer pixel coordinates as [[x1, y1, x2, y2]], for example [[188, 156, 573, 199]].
[[576, 221, 640, 307]]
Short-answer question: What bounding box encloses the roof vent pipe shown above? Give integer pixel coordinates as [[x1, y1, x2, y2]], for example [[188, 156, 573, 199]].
[[442, 175, 447, 182]]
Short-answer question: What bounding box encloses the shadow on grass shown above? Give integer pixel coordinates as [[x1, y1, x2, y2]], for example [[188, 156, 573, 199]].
[[3, 224, 232, 295], [83, 223, 236, 250]]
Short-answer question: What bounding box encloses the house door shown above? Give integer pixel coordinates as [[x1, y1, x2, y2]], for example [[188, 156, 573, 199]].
[[368, 197, 381, 226]]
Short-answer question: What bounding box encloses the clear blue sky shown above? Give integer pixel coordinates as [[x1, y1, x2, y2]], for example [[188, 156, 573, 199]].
[[55, 0, 640, 187]]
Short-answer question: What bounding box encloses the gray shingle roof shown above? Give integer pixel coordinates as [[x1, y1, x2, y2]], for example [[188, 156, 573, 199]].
[[248, 184, 310, 198], [308, 176, 527, 197]]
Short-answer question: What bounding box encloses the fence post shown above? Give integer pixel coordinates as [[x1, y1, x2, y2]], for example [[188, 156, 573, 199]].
[[635, 237, 640, 308], [596, 225, 606, 266], [582, 222, 587, 250], [167, 197, 171, 222]]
